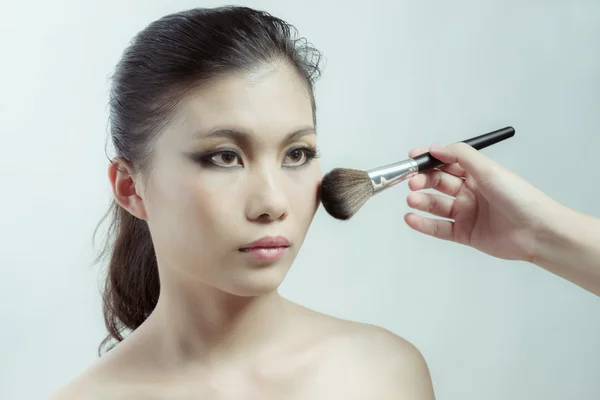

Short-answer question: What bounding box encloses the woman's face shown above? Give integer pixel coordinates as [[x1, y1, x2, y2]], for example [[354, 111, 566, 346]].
[[139, 63, 321, 296]]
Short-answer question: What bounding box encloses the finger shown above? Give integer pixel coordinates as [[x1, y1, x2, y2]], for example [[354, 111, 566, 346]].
[[408, 146, 466, 177], [429, 142, 496, 182], [439, 163, 466, 178], [408, 147, 430, 158], [404, 212, 454, 241], [407, 170, 464, 197], [406, 192, 454, 219]]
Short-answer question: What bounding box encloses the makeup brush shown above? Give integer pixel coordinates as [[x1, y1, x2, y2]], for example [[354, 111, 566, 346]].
[[320, 126, 515, 220]]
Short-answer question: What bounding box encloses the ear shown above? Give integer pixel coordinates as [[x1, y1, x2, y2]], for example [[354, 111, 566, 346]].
[[108, 158, 148, 220]]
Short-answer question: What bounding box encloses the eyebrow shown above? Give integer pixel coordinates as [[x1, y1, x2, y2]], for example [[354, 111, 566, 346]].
[[193, 126, 316, 144]]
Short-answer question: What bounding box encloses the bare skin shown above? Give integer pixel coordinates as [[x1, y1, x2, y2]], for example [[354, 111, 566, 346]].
[[53, 62, 435, 399], [406, 142, 600, 296], [54, 299, 433, 399]]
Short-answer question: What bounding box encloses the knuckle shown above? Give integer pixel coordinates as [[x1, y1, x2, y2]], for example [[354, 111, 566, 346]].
[[454, 142, 470, 151], [432, 172, 444, 190], [431, 220, 439, 237], [427, 195, 437, 213]]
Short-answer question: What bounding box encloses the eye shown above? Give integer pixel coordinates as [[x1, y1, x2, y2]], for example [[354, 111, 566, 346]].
[[206, 151, 243, 168], [283, 147, 318, 167]]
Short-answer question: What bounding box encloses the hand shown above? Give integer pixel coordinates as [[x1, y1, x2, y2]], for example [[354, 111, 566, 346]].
[[404, 142, 562, 262]]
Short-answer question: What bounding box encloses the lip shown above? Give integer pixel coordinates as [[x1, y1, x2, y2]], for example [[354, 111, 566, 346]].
[[239, 235, 290, 262], [240, 235, 290, 250]]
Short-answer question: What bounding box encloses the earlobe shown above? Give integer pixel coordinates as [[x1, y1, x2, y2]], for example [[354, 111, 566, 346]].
[[108, 158, 148, 220]]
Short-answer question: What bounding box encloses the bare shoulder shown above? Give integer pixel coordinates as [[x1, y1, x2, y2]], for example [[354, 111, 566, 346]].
[[50, 369, 104, 400], [327, 321, 434, 398], [50, 364, 148, 400], [49, 345, 139, 400], [293, 306, 435, 399]]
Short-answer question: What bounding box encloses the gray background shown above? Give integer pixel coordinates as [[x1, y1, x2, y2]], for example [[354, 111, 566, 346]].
[[1, 0, 599, 398]]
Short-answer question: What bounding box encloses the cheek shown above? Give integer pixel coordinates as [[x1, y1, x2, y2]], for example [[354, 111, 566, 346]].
[[181, 171, 244, 231], [148, 168, 244, 236], [288, 167, 321, 220], [195, 168, 245, 190]]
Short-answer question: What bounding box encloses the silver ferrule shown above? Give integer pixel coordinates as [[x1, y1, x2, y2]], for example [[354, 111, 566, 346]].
[[367, 158, 419, 193]]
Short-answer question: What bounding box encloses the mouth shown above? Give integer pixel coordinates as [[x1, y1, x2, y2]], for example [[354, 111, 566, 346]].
[[239, 235, 290, 262]]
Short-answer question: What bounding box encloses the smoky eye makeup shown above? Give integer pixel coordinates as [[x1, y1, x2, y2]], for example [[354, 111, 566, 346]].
[[186, 139, 320, 169], [282, 145, 320, 167], [188, 148, 244, 168]]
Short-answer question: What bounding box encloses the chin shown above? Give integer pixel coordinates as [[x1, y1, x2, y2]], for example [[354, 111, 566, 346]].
[[225, 262, 291, 297]]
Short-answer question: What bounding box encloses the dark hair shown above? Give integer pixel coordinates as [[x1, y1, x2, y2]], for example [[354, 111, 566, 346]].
[[93, 5, 324, 355]]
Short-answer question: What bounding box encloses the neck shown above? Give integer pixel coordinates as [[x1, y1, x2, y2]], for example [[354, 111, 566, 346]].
[[147, 278, 289, 368]]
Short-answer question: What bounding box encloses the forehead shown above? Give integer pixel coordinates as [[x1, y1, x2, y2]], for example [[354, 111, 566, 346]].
[[174, 63, 314, 139]]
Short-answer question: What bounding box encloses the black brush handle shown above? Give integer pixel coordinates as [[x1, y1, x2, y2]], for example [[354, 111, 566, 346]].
[[412, 126, 515, 172]]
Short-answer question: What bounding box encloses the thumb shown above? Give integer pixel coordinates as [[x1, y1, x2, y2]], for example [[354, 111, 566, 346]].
[[429, 142, 497, 182]]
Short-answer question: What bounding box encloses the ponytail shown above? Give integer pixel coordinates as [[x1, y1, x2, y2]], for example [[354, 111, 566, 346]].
[[94, 200, 160, 355]]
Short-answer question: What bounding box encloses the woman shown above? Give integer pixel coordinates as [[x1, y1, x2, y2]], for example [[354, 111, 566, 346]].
[[53, 6, 435, 399]]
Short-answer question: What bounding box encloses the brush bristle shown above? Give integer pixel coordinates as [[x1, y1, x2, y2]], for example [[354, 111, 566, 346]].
[[319, 168, 374, 220]]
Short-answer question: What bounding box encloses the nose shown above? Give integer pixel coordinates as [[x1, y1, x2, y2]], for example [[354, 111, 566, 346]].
[[245, 173, 288, 222], [245, 168, 289, 222]]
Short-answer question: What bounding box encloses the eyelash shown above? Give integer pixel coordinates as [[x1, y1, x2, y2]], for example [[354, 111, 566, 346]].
[[286, 147, 320, 167], [196, 146, 321, 169]]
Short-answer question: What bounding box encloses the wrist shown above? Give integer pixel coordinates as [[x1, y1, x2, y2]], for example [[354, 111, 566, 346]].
[[530, 201, 573, 267], [529, 201, 600, 295]]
